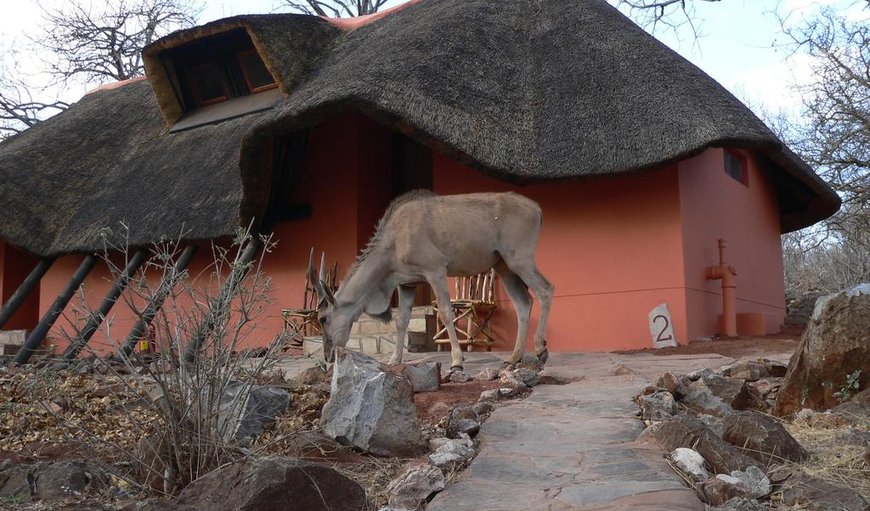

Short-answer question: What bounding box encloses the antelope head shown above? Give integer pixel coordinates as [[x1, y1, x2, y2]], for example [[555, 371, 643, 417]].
[[307, 252, 352, 362]]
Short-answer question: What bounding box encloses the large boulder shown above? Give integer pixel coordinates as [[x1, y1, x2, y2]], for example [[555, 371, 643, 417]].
[[638, 415, 761, 474], [722, 411, 807, 464], [321, 348, 425, 457], [0, 460, 107, 502], [176, 456, 365, 511], [775, 284, 870, 416], [216, 384, 291, 446]]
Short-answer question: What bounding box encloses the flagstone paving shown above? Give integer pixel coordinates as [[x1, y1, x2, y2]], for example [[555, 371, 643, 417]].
[[278, 347, 795, 511], [421, 350, 792, 511]]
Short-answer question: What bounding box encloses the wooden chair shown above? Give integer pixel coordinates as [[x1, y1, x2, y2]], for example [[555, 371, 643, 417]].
[[281, 251, 337, 347], [433, 269, 498, 352]]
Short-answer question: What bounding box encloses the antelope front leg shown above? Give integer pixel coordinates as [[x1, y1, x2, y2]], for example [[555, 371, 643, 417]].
[[429, 276, 464, 371], [389, 285, 417, 365]]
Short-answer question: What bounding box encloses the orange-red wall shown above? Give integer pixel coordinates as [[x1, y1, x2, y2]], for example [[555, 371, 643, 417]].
[[16, 114, 786, 356], [433, 149, 785, 351], [678, 149, 785, 339], [433, 155, 689, 352], [263, 112, 394, 339]]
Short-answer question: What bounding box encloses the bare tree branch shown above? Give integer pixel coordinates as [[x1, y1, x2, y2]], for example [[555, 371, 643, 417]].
[[1, 0, 200, 140], [281, 0, 391, 18], [611, 0, 723, 36], [33, 0, 201, 84], [779, 6, 870, 292]]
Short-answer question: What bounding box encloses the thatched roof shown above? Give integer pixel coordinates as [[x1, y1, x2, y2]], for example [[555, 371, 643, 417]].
[[0, 0, 839, 257]]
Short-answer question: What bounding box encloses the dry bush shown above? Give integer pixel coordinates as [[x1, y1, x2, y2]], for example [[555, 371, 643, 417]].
[[782, 231, 870, 296], [49, 227, 292, 495]]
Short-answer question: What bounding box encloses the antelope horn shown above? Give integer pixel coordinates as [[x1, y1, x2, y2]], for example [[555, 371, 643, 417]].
[[317, 251, 335, 305], [307, 248, 326, 302], [319, 252, 327, 282]]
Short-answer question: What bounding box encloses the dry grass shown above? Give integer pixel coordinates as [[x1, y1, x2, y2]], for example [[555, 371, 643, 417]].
[[0, 368, 160, 460], [337, 458, 406, 510], [785, 413, 870, 502]]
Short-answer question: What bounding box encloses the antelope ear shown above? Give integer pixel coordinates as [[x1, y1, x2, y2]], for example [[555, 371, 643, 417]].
[[320, 279, 336, 306]]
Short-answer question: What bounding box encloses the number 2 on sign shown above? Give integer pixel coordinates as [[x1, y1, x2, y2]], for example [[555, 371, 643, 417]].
[[653, 314, 673, 343]]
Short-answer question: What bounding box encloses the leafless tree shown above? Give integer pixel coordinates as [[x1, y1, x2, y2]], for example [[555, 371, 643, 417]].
[[788, 9, 870, 241], [282, 0, 391, 18], [778, 7, 870, 293], [281, 0, 724, 22], [34, 0, 200, 84], [611, 0, 723, 34], [0, 0, 200, 140], [0, 65, 68, 138]]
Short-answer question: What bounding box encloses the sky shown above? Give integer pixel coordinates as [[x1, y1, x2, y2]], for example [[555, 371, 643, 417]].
[[0, 0, 866, 123]]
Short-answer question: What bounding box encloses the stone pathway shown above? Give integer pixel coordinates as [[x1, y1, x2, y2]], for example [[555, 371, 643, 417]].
[[423, 351, 782, 511], [277, 348, 795, 511]]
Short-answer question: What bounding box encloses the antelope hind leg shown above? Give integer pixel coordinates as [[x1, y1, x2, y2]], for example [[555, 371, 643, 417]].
[[527, 267, 554, 363], [494, 262, 532, 366]]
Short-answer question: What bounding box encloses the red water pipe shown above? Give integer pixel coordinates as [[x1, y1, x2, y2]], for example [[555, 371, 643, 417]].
[[705, 239, 738, 337]]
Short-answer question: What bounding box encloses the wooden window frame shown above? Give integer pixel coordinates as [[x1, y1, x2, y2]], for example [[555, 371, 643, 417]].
[[724, 149, 749, 186], [236, 49, 278, 94], [186, 61, 230, 107]]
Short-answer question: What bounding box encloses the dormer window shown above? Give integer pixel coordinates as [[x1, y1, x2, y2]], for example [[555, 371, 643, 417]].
[[238, 49, 277, 93], [163, 29, 278, 111], [188, 62, 231, 106], [159, 29, 282, 132]]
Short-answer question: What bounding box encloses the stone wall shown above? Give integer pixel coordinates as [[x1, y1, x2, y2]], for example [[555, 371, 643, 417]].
[[304, 306, 434, 357]]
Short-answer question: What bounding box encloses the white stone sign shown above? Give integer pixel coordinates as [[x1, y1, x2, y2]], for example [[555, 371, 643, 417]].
[[648, 303, 678, 349]]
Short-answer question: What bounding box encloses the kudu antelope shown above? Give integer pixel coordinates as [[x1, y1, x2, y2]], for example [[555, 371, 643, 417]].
[[308, 191, 553, 370]]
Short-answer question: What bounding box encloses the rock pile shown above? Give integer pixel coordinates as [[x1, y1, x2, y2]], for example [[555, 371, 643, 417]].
[[637, 358, 868, 510], [377, 356, 549, 511], [1, 345, 551, 511]]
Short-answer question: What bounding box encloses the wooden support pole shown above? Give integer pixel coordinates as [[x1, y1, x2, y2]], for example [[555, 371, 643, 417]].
[[63, 249, 148, 360], [117, 245, 198, 358], [14, 254, 98, 365], [0, 257, 55, 329]]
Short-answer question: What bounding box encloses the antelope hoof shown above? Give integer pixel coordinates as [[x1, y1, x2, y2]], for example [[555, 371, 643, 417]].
[[450, 365, 464, 372], [536, 348, 549, 364]]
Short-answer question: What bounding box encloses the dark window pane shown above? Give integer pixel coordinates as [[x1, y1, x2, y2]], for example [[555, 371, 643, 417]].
[[724, 150, 748, 186], [239, 50, 276, 91], [190, 62, 228, 105]]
